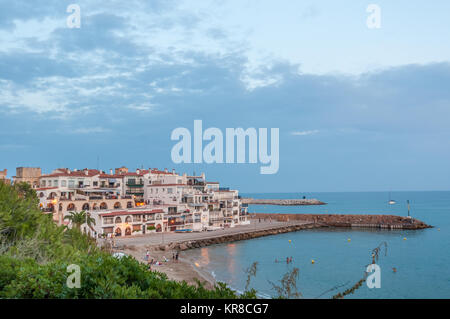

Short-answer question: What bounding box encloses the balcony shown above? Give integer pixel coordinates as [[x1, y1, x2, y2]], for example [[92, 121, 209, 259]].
[[126, 182, 144, 187]]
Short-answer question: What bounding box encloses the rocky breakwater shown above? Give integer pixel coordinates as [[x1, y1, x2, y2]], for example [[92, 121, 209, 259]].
[[152, 222, 323, 252], [253, 213, 431, 230], [242, 198, 326, 206]]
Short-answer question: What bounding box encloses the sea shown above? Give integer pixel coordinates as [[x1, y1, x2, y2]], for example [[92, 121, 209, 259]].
[[183, 191, 450, 299]]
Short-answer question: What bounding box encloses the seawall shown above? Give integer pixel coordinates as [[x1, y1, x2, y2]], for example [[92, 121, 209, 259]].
[[241, 198, 326, 206], [152, 222, 322, 252], [252, 213, 431, 230], [149, 214, 430, 252]]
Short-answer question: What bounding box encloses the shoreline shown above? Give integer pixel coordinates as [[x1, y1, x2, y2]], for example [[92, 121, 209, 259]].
[[117, 213, 430, 291]]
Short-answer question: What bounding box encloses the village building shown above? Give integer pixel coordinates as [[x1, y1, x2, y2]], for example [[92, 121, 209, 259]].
[[34, 166, 249, 237]]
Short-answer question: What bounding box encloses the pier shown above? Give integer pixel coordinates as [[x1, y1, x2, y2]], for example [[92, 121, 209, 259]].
[[116, 213, 430, 252], [241, 198, 326, 206]]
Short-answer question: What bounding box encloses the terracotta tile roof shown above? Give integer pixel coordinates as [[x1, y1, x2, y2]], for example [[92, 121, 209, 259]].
[[35, 187, 58, 191], [41, 169, 101, 178], [98, 174, 125, 179]]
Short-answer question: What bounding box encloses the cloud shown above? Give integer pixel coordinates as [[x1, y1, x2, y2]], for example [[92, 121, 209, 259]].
[[71, 127, 111, 134], [291, 130, 320, 136]]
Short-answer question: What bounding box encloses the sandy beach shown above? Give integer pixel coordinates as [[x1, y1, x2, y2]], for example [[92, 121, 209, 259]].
[[119, 243, 216, 290]]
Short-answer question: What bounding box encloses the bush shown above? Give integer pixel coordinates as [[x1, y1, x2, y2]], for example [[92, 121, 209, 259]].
[[0, 183, 248, 299]]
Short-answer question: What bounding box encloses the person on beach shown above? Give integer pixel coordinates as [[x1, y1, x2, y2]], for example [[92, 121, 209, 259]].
[[175, 251, 179, 262], [172, 252, 175, 261]]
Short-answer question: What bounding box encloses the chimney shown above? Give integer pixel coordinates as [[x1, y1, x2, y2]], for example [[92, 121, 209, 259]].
[[164, 168, 168, 173], [110, 169, 113, 175], [137, 169, 140, 175], [85, 170, 89, 176], [172, 169, 175, 174]]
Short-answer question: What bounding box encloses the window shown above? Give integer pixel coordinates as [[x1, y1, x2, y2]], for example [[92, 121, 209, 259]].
[[61, 180, 66, 187], [168, 188, 173, 194], [68, 180, 75, 188], [48, 180, 52, 187], [53, 180, 58, 187], [104, 217, 114, 224], [41, 180, 46, 187], [93, 181, 98, 187]]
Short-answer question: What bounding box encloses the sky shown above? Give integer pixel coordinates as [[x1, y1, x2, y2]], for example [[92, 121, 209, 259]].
[[0, 0, 450, 192]]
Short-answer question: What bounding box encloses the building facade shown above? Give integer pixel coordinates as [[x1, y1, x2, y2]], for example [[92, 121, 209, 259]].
[[13, 167, 41, 188], [37, 166, 249, 237]]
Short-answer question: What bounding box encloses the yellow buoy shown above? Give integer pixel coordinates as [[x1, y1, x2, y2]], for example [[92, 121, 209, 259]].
[[289, 240, 292, 243], [403, 237, 407, 241], [311, 259, 315, 264], [347, 238, 351, 242]]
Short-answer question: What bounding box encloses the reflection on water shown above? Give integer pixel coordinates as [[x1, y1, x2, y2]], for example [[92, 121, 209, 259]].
[[184, 191, 450, 298], [226, 244, 237, 282]]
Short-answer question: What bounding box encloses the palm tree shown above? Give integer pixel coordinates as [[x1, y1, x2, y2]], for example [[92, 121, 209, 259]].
[[64, 210, 96, 231]]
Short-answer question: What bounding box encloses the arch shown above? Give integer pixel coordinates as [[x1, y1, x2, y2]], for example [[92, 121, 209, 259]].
[[92, 203, 98, 210], [114, 202, 121, 209], [82, 203, 90, 211], [156, 224, 162, 232], [125, 227, 132, 236], [39, 192, 44, 198], [67, 203, 76, 211], [100, 202, 108, 210], [127, 201, 133, 208], [49, 192, 57, 199], [115, 227, 122, 237], [114, 217, 122, 224], [125, 216, 132, 223]]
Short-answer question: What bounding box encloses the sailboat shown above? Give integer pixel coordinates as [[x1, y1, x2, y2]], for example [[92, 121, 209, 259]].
[[388, 191, 396, 205]]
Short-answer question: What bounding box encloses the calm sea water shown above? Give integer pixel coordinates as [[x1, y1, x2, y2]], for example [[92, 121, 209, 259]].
[[183, 191, 450, 299]]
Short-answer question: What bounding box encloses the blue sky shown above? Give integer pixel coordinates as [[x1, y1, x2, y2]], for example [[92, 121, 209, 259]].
[[1, 0, 450, 192]]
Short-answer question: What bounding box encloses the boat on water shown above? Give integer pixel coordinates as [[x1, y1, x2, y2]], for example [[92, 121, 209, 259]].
[[388, 191, 396, 205]]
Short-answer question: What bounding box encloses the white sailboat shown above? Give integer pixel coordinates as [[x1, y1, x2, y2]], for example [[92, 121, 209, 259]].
[[388, 191, 396, 205]]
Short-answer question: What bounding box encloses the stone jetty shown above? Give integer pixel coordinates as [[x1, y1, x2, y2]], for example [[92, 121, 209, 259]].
[[252, 213, 431, 230], [147, 213, 430, 252], [241, 198, 326, 206], [152, 221, 321, 252]]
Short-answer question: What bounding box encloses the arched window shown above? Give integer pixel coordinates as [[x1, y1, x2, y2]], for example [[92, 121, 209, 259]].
[[100, 202, 108, 210], [67, 203, 75, 211], [114, 202, 121, 209], [115, 217, 122, 224], [82, 203, 90, 210], [125, 216, 132, 223]]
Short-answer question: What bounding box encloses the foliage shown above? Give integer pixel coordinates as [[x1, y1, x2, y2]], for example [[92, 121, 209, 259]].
[[64, 210, 96, 231], [244, 261, 258, 291], [269, 267, 302, 299], [0, 182, 248, 299]]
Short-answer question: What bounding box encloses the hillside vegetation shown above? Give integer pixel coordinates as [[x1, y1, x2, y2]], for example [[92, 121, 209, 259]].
[[0, 182, 254, 299]]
